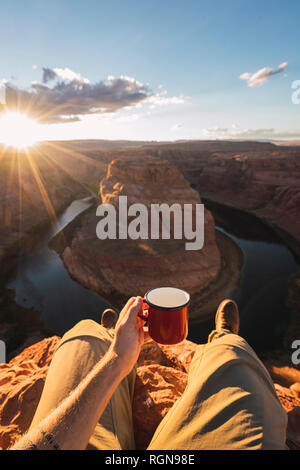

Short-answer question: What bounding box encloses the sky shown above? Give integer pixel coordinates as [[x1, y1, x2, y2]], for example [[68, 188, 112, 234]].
[[0, 0, 300, 142]]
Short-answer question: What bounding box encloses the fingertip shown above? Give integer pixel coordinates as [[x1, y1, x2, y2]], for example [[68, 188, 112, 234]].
[[126, 297, 136, 307], [133, 296, 143, 306]]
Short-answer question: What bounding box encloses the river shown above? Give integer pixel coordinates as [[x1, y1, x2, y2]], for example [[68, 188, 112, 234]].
[[189, 200, 299, 352], [6, 196, 299, 353], [6, 196, 112, 335]]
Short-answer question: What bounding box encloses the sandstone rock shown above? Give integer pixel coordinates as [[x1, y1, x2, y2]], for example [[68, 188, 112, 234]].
[[56, 158, 222, 314], [0, 336, 60, 450], [264, 363, 300, 388], [274, 384, 300, 450], [137, 339, 197, 372], [290, 382, 300, 398], [133, 338, 197, 449], [7, 335, 60, 369], [133, 364, 188, 449], [0, 146, 89, 276], [196, 150, 300, 245], [157, 341, 197, 373]]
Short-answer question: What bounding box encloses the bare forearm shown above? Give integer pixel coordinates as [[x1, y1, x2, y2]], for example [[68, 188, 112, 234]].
[[11, 348, 126, 450]]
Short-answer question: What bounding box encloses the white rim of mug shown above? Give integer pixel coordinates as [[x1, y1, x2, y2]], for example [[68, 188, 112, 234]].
[[145, 286, 190, 311]]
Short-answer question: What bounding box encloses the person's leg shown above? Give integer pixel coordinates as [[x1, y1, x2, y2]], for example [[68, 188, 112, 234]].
[[30, 319, 136, 450], [148, 301, 287, 450]]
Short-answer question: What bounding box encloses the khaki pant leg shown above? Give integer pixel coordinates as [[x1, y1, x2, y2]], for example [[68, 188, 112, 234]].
[[30, 319, 136, 450], [148, 331, 287, 450]]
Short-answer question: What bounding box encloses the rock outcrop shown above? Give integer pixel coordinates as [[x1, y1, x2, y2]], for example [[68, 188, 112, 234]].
[[196, 150, 300, 248], [0, 146, 89, 276], [0, 336, 299, 450], [0, 336, 60, 450], [54, 158, 223, 316]]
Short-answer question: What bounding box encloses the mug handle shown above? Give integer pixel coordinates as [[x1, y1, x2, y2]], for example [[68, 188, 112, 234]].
[[138, 299, 149, 322]]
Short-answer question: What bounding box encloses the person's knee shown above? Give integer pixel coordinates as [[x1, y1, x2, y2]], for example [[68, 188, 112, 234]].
[[60, 319, 112, 344], [74, 318, 100, 332], [75, 318, 102, 333]]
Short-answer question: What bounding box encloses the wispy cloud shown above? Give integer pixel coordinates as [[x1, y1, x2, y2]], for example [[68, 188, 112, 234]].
[[239, 62, 288, 87], [202, 124, 300, 140], [146, 87, 185, 108]]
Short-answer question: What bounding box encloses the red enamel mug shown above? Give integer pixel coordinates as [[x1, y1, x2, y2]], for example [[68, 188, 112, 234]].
[[138, 287, 190, 345]]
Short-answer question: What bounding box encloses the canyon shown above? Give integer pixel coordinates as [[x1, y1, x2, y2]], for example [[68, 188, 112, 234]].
[[53, 157, 229, 316], [110, 142, 300, 255], [2, 139, 298, 269], [1, 139, 299, 351], [0, 144, 94, 356], [196, 149, 300, 255], [0, 139, 299, 449]]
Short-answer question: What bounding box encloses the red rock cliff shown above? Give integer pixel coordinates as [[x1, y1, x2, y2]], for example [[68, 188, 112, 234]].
[[197, 150, 300, 246]]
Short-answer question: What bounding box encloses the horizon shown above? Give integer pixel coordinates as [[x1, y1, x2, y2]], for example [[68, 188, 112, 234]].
[[1, 136, 300, 147]]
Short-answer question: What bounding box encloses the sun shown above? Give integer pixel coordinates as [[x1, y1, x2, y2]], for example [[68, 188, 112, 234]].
[[0, 111, 40, 150]]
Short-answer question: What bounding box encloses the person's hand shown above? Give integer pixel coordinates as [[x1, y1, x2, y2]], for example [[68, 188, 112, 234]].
[[109, 296, 146, 376]]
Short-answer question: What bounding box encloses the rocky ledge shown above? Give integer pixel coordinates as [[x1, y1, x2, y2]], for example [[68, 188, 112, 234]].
[[0, 336, 299, 450]]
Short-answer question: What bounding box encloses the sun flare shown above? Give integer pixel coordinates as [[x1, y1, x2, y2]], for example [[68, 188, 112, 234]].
[[0, 111, 40, 150]]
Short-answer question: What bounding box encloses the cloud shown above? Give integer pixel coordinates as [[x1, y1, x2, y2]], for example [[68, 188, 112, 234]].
[[239, 62, 288, 87], [202, 124, 300, 140], [114, 112, 140, 123], [171, 123, 183, 131], [146, 88, 185, 108], [42, 67, 57, 84], [203, 127, 229, 137], [1, 67, 151, 123], [43, 67, 90, 84]]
